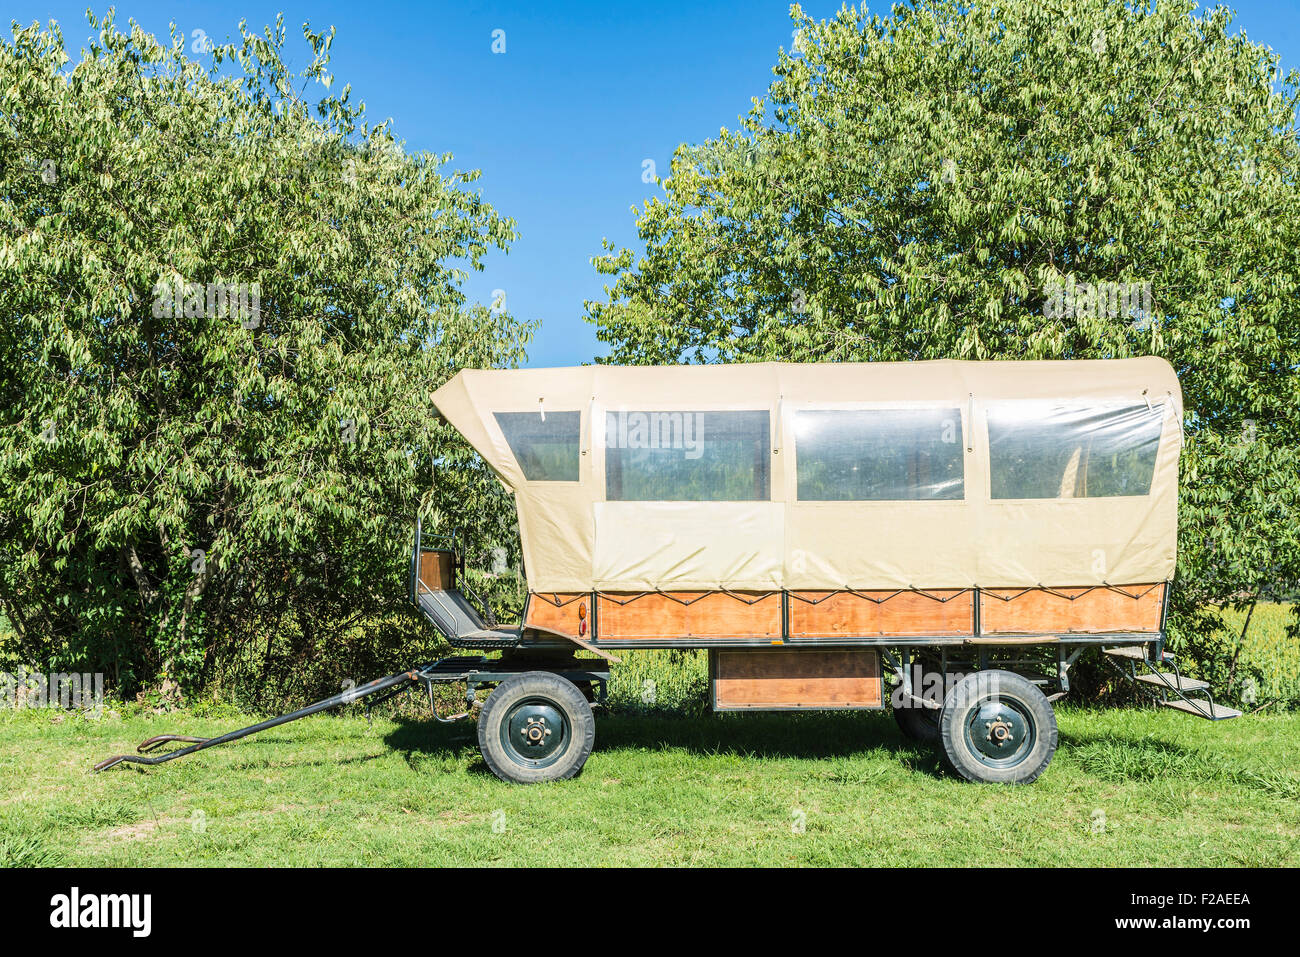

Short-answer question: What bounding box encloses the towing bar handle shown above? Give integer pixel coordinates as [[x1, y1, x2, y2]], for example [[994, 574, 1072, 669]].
[[92, 669, 424, 772]]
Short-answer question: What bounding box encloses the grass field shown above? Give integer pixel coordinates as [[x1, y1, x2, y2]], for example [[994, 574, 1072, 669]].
[[1217, 602, 1300, 707], [2, 699, 1297, 867]]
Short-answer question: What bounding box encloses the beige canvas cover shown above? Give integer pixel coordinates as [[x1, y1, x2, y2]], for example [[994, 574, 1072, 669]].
[[431, 358, 1182, 593]]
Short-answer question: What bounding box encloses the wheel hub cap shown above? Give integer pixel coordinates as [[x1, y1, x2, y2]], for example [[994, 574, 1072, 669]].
[[502, 699, 568, 767], [987, 717, 1015, 746], [964, 698, 1034, 766]]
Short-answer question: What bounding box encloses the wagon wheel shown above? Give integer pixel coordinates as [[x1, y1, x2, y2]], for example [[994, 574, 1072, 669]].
[[893, 702, 942, 744], [476, 672, 595, 784], [891, 653, 943, 744], [937, 670, 1058, 784]]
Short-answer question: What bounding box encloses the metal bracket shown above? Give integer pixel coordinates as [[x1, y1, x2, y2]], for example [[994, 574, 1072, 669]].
[[420, 675, 470, 724]]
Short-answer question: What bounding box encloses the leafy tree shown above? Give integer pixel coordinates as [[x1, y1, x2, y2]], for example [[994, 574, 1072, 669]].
[[588, 0, 1300, 702], [0, 13, 530, 702]]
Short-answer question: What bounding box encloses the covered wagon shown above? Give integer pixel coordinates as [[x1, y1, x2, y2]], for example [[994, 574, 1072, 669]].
[[414, 356, 1237, 783], [97, 357, 1239, 783]]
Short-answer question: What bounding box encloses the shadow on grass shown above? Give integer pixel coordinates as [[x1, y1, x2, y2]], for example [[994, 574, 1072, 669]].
[[382, 709, 949, 778], [97, 707, 1232, 788], [102, 740, 404, 775], [380, 719, 483, 772]]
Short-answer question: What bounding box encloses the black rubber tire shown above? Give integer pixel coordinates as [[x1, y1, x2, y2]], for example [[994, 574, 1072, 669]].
[[477, 672, 595, 784], [938, 670, 1057, 784], [893, 703, 942, 744]]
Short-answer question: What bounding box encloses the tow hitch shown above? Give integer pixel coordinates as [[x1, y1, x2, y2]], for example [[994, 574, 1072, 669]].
[[92, 655, 606, 772]]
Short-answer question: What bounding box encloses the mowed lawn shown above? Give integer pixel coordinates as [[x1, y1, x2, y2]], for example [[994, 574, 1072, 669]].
[[1, 703, 1297, 867]]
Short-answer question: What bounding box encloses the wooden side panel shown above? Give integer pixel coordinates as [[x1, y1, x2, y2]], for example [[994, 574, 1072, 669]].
[[417, 550, 454, 593], [979, 584, 1165, 634], [527, 585, 1163, 641], [525, 593, 589, 635], [788, 590, 973, 637], [596, 592, 781, 640], [713, 649, 881, 709]]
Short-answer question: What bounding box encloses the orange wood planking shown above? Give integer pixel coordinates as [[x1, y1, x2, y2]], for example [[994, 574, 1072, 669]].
[[595, 591, 782, 640], [788, 589, 974, 637], [979, 584, 1165, 634], [417, 550, 454, 593], [525, 593, 590, 635], [527, 585, 1163, 641], [713, 649, 882, 709]]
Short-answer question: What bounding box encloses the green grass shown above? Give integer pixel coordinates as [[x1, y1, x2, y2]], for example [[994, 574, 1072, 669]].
[[1216, 602, 1300, 707], [2, 700, 1297, 867]]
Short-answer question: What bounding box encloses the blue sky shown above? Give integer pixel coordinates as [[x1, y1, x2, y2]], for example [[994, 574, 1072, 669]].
[[8, 1, 1300, 367]]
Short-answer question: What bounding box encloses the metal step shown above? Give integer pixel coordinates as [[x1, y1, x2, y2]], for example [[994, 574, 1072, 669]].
[[464, 627, 524, 642], [1102, 645, 1150, 660], [1159, 698, 1243, 720], [1135, 672, 1210, 693]]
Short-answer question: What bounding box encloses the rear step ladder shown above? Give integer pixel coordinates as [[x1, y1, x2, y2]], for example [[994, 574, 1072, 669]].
[[1102, 645, 1242, 720]]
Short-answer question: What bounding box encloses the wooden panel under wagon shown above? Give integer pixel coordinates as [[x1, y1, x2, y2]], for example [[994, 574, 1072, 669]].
[[712, 648, 882, 710]]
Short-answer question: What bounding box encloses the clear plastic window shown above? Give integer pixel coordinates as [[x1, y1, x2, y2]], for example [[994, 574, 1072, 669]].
[[493, 411, 581, 482], [605, 410, 770, 501], [795, 408, 965, 501], [987, 404, 1163, 499]]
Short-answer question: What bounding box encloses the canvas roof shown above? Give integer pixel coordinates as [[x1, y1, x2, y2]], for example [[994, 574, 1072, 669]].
[[431, 358, 1182, 593]]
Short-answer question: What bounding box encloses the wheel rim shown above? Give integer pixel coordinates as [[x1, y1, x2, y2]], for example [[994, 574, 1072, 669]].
[[961, 696, 1036, 769], [500, 696, 570, 769]]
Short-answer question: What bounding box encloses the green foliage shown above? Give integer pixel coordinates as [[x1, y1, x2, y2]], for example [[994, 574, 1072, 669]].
[[588, 0, 1300, 694], [1203, 601, 1300, 709], [0, 13, 530, 697], [604, 649, 711, 715]]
